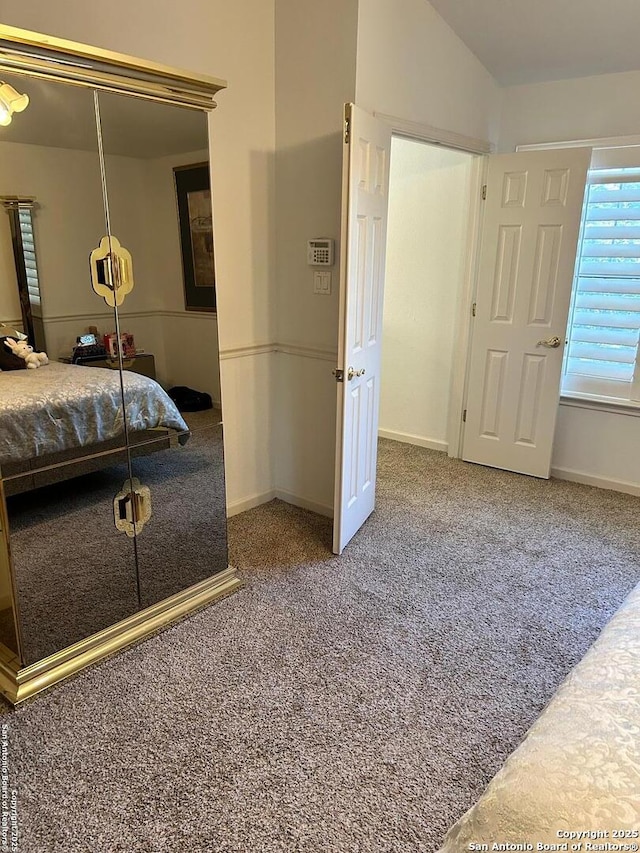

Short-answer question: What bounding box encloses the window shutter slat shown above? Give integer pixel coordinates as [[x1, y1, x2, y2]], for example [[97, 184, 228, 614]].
[[588, 184, 640, 202], [566, 357, 635, 381], [564, 170, 640, 396], [580, 260, 640, 276], [586, 207, 640, 222], [581, 243, 640, 259], [568, 341, 637, 363], [575, 292, 640, 312], [572, 309, 640, 329], [585, 225, 640, 239], [577, 276, 640, 294], [570, 325, 640, 346]]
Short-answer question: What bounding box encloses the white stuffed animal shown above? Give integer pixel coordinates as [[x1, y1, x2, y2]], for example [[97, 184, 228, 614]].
[[3, 337, 49, 369]]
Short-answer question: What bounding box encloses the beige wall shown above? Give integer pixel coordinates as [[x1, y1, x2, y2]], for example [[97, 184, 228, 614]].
[[275, 0, 358, 351], [380, 138, 474, 451], [0, 140, 106, 329], [0, 0, 276, 511], [273, 0, 358, 514], [356, 0, 502, 144], [499, 69, 640, 153]]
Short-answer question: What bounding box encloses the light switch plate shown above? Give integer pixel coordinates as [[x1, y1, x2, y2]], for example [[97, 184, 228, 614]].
[[313, 270, 331, 295]]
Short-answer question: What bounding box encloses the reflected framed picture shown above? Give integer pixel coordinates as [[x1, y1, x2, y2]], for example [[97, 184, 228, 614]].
[[174, 163, 216, 312]]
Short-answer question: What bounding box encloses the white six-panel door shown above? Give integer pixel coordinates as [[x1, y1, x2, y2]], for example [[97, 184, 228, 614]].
[[462, 148, 591, 478], [333, 104, 392, 554]]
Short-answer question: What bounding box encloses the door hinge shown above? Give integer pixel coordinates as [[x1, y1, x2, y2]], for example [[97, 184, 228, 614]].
[[472, 302, 476, 317], [462, 409, 467, 422], [344, 105, 351, 144], [332, 368, 344, 382], [481, 184, 487, 200]]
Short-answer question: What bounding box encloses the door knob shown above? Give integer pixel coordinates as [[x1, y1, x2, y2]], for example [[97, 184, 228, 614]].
[[113, 477, 152, 537], [90, 234, 135, 307], [347, 367, 366, 380], [536, 336, 562, 349]]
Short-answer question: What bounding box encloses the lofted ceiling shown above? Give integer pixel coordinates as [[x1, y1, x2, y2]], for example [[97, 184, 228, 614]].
[[428, 0, 640, 85]]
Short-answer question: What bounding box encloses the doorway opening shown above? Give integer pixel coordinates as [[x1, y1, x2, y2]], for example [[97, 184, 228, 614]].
[[380, 136, 478, 458]]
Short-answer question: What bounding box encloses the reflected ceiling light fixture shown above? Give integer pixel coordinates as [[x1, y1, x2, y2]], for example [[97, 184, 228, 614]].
[[0, 82, 29, 126]]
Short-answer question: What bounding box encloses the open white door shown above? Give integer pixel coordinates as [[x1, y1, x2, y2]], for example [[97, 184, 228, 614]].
[[462, 147, 591, 478], [333, 104, 392, 554]]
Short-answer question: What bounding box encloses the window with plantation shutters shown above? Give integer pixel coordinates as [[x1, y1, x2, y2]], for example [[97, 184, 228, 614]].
[[18, 207, 41, 311], [2, 197, 45, 351], [563, 163, 640, 402]]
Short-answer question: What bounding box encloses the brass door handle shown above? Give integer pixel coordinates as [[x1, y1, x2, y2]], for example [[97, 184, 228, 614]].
[[90, 234, 134, 308], [113, 477, 152, 537], [347, 367, 366, 380], [536, 336, 562, 349]]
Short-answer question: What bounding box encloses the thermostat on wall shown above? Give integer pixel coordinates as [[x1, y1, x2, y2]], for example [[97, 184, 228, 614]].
[[307, 238, 334, 266]]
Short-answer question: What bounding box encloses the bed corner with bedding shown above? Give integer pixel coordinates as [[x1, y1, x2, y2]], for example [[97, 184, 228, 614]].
[[438, 581, 640, 850], [0, 361, 189, 488]]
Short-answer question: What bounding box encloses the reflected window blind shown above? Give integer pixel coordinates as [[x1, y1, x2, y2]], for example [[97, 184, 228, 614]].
[[565, 167, 640, 398], [18, 208, 41, 311]]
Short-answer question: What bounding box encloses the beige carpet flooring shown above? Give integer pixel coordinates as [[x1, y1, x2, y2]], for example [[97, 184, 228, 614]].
[[1, 439, 638, 852]]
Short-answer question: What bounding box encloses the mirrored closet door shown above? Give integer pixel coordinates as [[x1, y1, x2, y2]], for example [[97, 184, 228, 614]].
[[0, 67, 228, 669], [96, 90, 228, 609], [0, 72, 138, 664]]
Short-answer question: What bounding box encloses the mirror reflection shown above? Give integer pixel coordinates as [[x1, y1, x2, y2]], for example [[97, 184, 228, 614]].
[[0, 72, 139, 663], [97, 90, 227, 607], [0, 72, 227, 664]]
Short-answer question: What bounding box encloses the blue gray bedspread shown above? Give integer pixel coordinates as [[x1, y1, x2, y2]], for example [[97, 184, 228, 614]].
[[0, 361, 189, 465]]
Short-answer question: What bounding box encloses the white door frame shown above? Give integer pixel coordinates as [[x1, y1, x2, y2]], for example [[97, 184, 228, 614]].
[[445, 153, 488, 459], [375, 112, 491, 460]]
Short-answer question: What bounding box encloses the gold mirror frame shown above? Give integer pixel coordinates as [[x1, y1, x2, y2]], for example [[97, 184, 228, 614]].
[[0, 25, 239, 705], [0, 23, 226, 109]]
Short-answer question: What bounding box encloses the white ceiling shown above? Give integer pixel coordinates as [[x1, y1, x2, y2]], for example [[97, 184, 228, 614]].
[[428, 0, 640, 85]]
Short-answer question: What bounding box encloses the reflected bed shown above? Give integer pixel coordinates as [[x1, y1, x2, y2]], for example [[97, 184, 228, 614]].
[[0, 361, 189, 494]]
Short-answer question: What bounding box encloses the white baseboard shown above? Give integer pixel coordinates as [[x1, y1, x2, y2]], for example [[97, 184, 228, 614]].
[[378, 428, 448, 453], [551, 466, 640, 497], [227, 488, 333, 518], [226, 489, 276, 517], [274, 489, 333, 518]]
